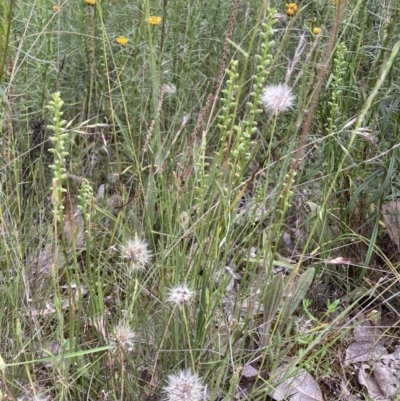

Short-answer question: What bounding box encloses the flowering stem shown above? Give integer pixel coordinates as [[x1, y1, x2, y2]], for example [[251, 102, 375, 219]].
[[0, 0, 14, 83], [150, 311, 174, 387], [181, 306, 196, 370], [119, 350, 125, 401], [160, 0, 168, 53], [87, 5, 96, 118], [146, 14, 162, 167]]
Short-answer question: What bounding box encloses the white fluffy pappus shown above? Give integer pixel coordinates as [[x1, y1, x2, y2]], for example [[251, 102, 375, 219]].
[[261, 83, 295, 115], [163, 369, 205, 401]]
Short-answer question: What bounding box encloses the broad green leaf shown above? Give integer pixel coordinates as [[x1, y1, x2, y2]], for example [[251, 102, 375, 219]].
[[261, 273, 284, 346], [281, 268, 315, 323]]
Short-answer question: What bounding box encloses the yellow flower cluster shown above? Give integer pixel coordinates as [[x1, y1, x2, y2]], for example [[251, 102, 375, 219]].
[[147, 16, 162, 26], [116, 36, 129, 45], [53, 5, 60, 11], [286, 3, 298, 16], [85, 0, 96, 6], [313, 27, 322, 35]]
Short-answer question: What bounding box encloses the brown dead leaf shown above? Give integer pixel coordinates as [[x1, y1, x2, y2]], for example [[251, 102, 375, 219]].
[[345, 342, 387, 366], [357, 364, 387, 400], [269, 365, 323, 401], [374, 363, 399, 398], [353, 320, 383, 343], [345, 319, 387, 366], [381, 200, 400, 249], [35, 243, 53, 275], [345, 320, 400, 400], [64, 205, 85, 248], [241, 365, 258, 382]]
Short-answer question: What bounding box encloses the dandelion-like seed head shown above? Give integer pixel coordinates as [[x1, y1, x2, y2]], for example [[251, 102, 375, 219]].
[[120, 235, 152, 272], [164, 83, 177, 95], [261, 83, 295, 116], [111, 321, 136, 351], [26, 396, 50, 401], [163, 369, 204, 401], [167, 284, 195, 306], [147, 16, 162, 25], [293, 315, 314, 335], [116, 36, 129, 45]]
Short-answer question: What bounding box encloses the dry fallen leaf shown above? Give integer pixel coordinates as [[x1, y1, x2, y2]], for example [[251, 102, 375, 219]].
[[345, 341, 387, 366], [269, 364, 323, 401], [344, 320, 400, 400], [345, 319, 387, 366], [353, 320, 383, 343], [35, 243, 54, 275], [374, 363, 398, 398], [64, 205, 85, 248], [381, 200, 400, 249], [357, 364, 387, 401], [241, 364, 258, 382]]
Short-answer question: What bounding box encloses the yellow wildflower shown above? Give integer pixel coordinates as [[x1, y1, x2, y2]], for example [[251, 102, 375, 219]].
[[53, 5, 60, 11], [116, 36, 129, 45], [313, 27, 322, 35], [286, 3, 298, 16], [147, 16, 162, 26], [286, 8, 295, 16], [85, 0, 96, 6]]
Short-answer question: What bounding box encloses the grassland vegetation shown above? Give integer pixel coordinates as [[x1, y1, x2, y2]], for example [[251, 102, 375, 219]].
[[1, 0, 400, 399]]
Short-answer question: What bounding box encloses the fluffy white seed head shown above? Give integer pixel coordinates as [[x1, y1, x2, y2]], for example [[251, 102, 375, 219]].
[[120, 235, 152, 272], [164, 83, 177, 94], [163, 369, 204, 401], [110, 321, 136, 351], [167, 284, 195, 306], [261, 83, 295, 115]]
